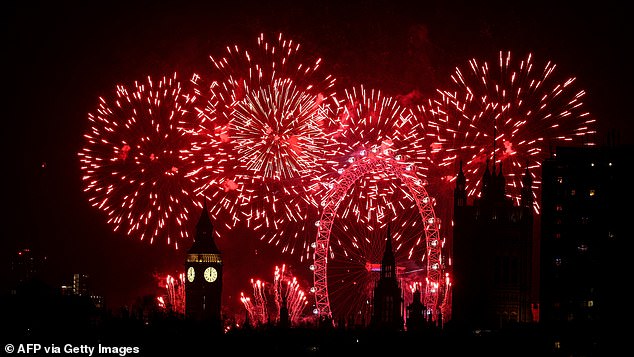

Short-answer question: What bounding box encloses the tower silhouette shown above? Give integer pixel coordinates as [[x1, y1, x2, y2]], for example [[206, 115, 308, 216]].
[[185, 201, 223, 330], [406, 287, 426, 332], [370, 225, 404, 330], [452, 159, 534, 330], [279, 294, 290, 329]]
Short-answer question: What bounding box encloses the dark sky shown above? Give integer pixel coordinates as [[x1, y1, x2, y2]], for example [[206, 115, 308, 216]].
[[2, 0, 631, 314]]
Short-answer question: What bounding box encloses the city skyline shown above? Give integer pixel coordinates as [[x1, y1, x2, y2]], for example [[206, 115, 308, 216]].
[[3, 0, 632, 316]]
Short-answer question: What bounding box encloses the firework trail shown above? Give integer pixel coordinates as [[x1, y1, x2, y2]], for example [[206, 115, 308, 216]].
[[240, 265, 308, 327], [78, 73, 201, 248], [156, 273, 186, 315], [311, 85, 449, 323], [252, 279, 269, 325], [231, 80, 330, 180], [201, 32, 335, 126], [239, 292, 257, 324], [318, 85, 435, 252], [274, 264, 309, 323], [185, 33, 336, 259], [324, 219, 436, 325], [415, 51, 596, 213]]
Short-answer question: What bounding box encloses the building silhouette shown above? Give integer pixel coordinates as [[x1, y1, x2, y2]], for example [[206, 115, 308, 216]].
[[406, 287, 426, 332], [60, 273, 104, 309], [185, 202, 223, 330], [370, 225, 404, 330], [452, 160, 534, 330], [9, 248, 47, 295], [540, 145, 629, 354], [279, 295, 290, 329]]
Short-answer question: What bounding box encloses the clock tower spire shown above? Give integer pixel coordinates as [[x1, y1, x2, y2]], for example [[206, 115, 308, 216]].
[[185, 201, 223, 329]]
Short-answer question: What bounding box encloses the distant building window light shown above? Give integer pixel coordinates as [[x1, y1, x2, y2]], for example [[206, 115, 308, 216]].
[[589, 189, 596, 197], [587, 300, 594, 307]]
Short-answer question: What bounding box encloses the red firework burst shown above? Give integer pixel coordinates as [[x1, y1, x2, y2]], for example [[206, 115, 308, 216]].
[[78, 73, 201, 248], [184, 33, 336, 259], [319, 85, 434, 228], [312, 85, 448, 322], [202, 32, 335, 125], [240, 264, 309, 327], [414, 51, 596, 213]]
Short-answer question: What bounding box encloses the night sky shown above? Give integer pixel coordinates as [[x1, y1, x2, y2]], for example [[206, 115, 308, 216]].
[[3, 0, 631, 315]]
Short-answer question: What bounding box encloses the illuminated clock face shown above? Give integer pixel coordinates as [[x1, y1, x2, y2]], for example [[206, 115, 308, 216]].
[[187, 267, 195, 282], [204, 267, 218, 283]]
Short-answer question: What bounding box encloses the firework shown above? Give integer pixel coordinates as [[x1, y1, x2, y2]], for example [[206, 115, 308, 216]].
[[274, 264, 309, 323], [185, 33, 336, 259], [240, 264, 309, 327], [201, 32, 336, 125], [315, 176, 445, 324], [78, 73, 201, 248], [231, 80, 331, 180], [310, 88, 448, 321], [241, 279, 269, 326], [156, 273, 186, 315], [416, 51, 596, 213], [317, 85, 435, 248], [324, 221, 431, 325]]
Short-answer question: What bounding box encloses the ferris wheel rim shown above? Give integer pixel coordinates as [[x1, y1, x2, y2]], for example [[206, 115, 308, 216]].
[[311, 155, 444, 321]]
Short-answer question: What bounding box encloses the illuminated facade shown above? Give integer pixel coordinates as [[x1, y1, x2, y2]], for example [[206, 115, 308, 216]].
[[185, 202, 223, 327], [73, 273, 89, 297], [452, 160, 534, 330], [540, 145, 629, 353]]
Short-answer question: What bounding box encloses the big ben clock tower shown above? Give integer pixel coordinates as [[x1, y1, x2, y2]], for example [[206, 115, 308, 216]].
[[185, 202, 222, 327]]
